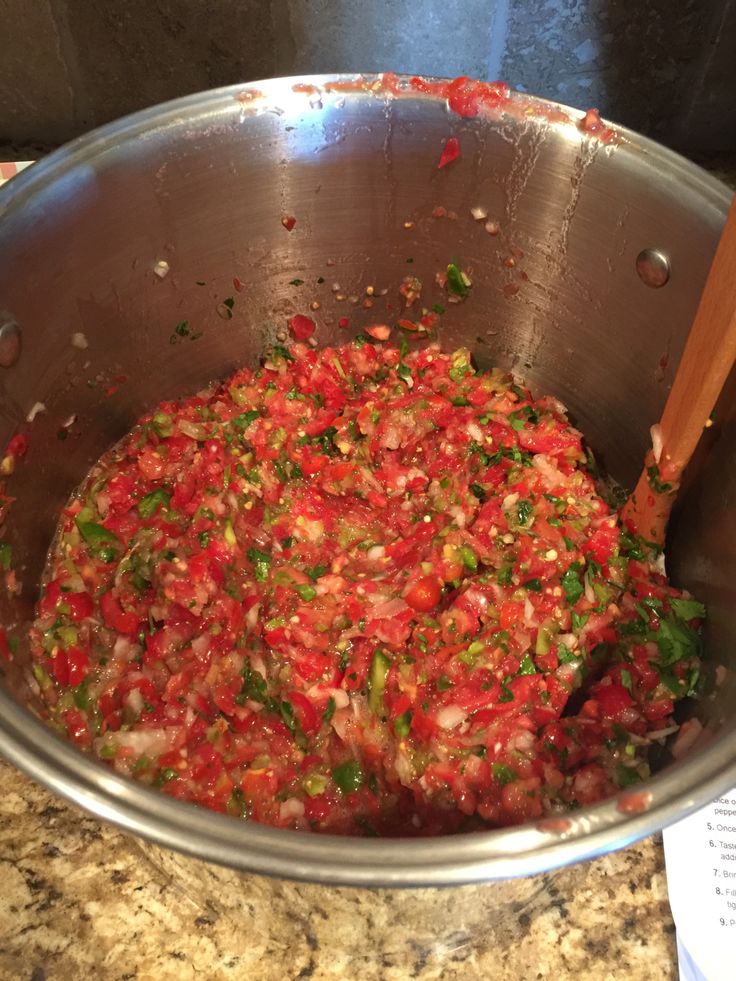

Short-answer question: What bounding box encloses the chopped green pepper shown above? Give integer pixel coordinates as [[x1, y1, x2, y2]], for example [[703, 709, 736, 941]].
[[332, 759, 364, 793], [367, 649, 391, 714]]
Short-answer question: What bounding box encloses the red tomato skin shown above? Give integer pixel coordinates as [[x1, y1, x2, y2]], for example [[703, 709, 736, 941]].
[[288, 315, 316, 341], [437, 137, 460, 169], [405, 576, 442, 612]]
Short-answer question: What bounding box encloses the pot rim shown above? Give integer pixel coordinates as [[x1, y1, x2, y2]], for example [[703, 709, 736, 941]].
[[1, 73, 734, 887]]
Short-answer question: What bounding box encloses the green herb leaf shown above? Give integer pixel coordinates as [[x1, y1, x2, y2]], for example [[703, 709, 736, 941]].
[[492, 762, 517, 785], [394, 710, 413, 737], [653, 617, 701, 666], [295, 583, 317, 602], [233, 409, 260, 429], [561, 563, 584, 605], [305, 563, 327, 581], [0, 542, 12, 570], [670, 598, 706, 622], [269, 345, 294, 362], [518, 653, 536, 676], [322, 696, 336, 722], [615, 765, 642, 789], [157, 767, 179, 785], [246, 547, 272, 582], [557, 645, 580, 664]]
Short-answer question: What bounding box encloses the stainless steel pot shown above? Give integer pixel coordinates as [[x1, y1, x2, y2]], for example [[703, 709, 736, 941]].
[[0, 75, 734, 887]]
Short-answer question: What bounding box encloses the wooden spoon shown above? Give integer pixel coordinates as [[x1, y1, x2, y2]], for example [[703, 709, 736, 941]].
[[622, 196, 736, 545]]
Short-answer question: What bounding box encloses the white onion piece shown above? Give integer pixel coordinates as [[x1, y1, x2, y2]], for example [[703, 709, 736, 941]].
[[26, 401, 46, 422], [366, 596, 408, 619], [394, 749, 414, 785], [125, 687, 144, 715], [279, 798, 305, 821], [646, 725, 679, 742], [106, 728, 181, 755], [245, 603, 260, 630], [112, 636, 136, 661], [523, 596, 536, 627], [307, 685, 349, 710], [191, 634, 210, 657], [672, 718, 703, 758], [650, 423, 663, 465], [436, 705, 468, 730]]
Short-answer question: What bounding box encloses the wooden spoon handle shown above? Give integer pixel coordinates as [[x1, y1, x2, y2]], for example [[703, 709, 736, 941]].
[[623, 194, 736, 544]]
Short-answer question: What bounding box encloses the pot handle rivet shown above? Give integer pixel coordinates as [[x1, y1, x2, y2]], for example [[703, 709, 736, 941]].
[[0, 316, 21, 368], [636, 248, 671, 288]]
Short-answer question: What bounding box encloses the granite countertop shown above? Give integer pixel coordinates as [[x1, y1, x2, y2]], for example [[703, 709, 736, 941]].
[[0, 758, 676, 980]]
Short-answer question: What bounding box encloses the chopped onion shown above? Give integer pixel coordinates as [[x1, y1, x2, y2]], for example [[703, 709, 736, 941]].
[[26, 401, 46, 422], [523, 596, 536, 627], [645, 725, 679, 742], [470, 205, 488, 221], [436, 705, 468, 730], [672, 718, 703, 758], [279, 798, 305, 821], [125, 687, 144, 715], [394, 749, 414, 785], [366, 596, 408, 619], [245, 603, 261, 630], [178, 419, 209, 441], [153, 259, 170, 279], [308, 685, 349, 710], [71, 332, 89, 349], [650, 423, 663, 465], [106, 728, 181, 755]]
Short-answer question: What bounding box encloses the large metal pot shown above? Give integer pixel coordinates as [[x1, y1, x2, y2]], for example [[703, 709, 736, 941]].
[[0, 75, 733, 887]]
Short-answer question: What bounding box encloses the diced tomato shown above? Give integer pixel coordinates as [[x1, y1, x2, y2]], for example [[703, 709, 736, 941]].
[[405, 576, 442, 612], [99, 591, 139, 635], [437, 137, 460, 169], [66, 592, 94, 622], [28, 339, 704, 837]]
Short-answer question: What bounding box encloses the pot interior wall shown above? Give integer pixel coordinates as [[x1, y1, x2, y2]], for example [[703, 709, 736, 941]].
[[0, 78, 733, 784]]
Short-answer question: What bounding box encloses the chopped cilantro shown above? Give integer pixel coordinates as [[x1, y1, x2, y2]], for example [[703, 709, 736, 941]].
[[670, 598, 706, 622], [246, 547, 272, 582], [492, 762, 516, 785], [561, 563, 584, 605]]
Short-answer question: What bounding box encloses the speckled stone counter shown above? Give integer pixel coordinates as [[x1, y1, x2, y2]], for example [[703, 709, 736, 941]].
[[0, 758, 676, 980]]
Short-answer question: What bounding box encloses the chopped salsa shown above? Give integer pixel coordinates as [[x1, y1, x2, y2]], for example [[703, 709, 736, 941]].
[[29, 341, 704, 835]]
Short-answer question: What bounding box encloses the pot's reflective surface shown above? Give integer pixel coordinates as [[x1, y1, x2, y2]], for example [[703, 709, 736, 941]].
[[0, 75, 734, 886]]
